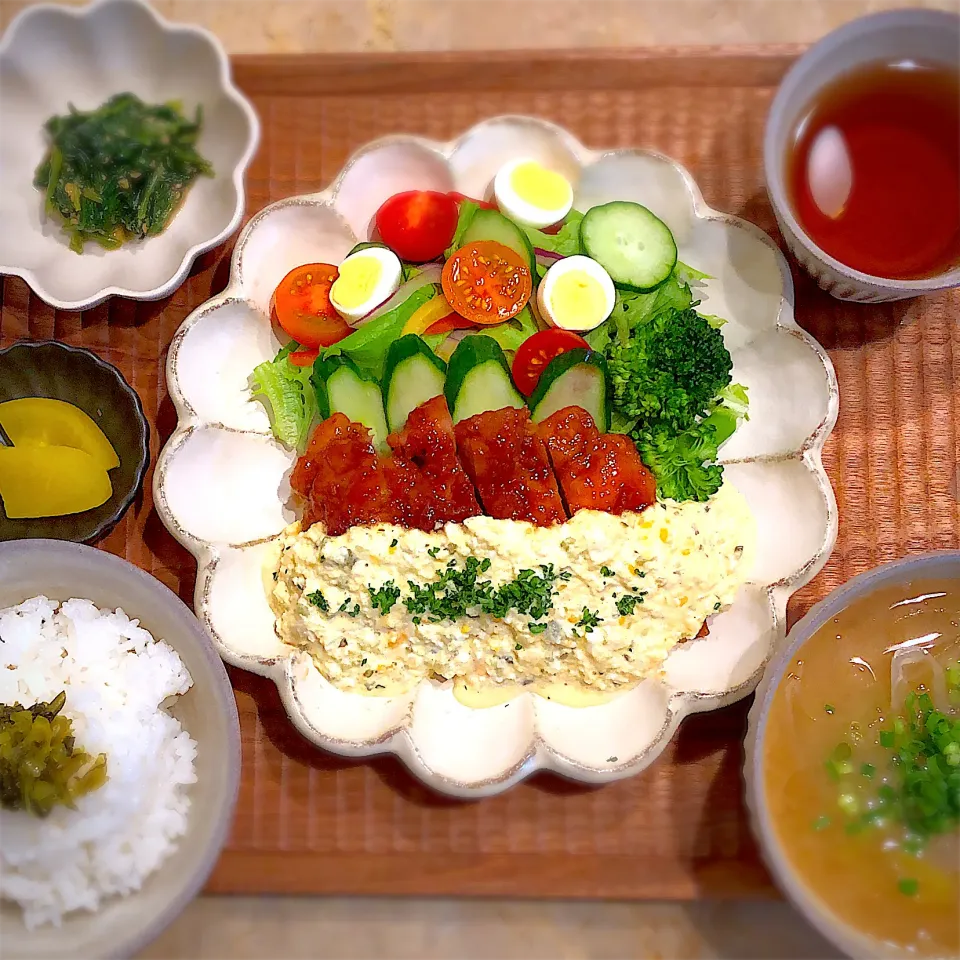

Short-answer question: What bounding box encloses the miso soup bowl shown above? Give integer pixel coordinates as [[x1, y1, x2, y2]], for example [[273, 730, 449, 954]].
[[764, 9, 960, 303], [744, 551, 960, 960]]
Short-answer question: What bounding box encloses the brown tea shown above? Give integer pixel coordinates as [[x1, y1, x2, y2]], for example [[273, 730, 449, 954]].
[[786, 60, 960, 280]]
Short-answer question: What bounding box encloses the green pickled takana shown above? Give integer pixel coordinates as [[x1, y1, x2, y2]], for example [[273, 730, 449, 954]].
[[0, 691, 107, 817], [33, 92, 214, 253]]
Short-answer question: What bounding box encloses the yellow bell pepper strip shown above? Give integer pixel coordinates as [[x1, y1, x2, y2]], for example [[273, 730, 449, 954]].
[[0, 445, 113, 519], [400, 294, 455, 337], [0, 399, 119, 471]]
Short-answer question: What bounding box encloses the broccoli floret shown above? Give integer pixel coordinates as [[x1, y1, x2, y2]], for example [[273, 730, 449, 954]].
[[607, 306, 732, 433], [635, 422, 725, 502]]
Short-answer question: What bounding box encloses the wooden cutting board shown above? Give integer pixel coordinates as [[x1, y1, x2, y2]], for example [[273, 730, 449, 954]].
[[2, 47, 958, 900]]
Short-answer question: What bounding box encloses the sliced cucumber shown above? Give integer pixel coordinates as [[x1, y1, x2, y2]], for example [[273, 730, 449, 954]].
[[311, 354, 389, 451], [347, 240, 391, 257], [528, 348, 610, 431], [444, 335, 526, 425], [382, 334, 447, 432], [460, 207, 537, 274], [580, 201, 677, 292]]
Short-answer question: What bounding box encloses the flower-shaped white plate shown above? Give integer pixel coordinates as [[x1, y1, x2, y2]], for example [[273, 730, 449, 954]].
[[0, 0, 259, 311], [155, 117, 839, 798]]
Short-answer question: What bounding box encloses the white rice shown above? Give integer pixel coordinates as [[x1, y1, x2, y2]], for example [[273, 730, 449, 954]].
[[0, 596, 197, 929]]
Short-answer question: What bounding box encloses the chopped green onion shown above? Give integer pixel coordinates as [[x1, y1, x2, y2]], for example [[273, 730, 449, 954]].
[[898, 878, 919, 897]]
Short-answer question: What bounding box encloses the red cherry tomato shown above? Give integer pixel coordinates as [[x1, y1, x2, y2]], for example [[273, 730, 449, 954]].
[[375, 190, 459, 262], [424, 313, 477, 336], [272, 263, 352, 348], [447, 191, 498, 211], [288, 348, 320, 367], [441, 241, 532, 325], [511, 329, 590, 397]]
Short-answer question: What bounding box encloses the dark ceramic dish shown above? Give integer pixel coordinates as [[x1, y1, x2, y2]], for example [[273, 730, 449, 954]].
[[0, 340, 150, 543]]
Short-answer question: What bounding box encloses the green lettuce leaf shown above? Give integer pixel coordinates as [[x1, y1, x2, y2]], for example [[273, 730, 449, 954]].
[[462, 305, 538, 354], [674, 260, 713, 286], [518, 209, 584, 257], [251, 348, 316, 451], [322, 285, 437, 380], [445, 201, 479, 257]]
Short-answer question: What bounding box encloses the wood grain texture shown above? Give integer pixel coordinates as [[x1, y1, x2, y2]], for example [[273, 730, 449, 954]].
[[2, 48, 958, 901]]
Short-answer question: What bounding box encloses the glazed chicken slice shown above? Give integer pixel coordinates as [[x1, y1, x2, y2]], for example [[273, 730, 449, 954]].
[[292, 414, 396, 535], [386, 395, 480, 530], [453, 406, 566, 526], [537, 405, 656, 516]]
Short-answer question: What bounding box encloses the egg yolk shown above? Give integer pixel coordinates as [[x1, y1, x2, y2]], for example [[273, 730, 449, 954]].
[[331, 255, 383, 309], [510, 162, 571, 211], [549, 271, 607, 328]]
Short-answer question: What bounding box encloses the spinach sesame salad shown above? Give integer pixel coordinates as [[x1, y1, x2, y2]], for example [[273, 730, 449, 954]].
[[33, 92, 213, 253]]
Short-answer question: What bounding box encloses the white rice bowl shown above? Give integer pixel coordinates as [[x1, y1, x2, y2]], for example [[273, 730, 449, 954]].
[[0, 596, 198, 929]]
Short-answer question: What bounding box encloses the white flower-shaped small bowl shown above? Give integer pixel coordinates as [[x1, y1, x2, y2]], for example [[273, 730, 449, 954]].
[[0, 0, 259, 311], [155, 116, 840, 798]]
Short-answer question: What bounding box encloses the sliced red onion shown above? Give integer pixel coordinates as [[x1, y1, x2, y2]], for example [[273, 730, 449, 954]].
[[534, 248, 564, 261], [348, 263, 444, 328]]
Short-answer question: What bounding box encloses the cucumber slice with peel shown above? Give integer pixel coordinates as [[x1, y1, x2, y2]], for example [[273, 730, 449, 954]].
[[528, 348, 610, 431], [580, 200, 677, 292], [311, 354, 389, 452], [460, 208, 537, 274], [444, 336, 526, 425], [382, 335, 447, 432]]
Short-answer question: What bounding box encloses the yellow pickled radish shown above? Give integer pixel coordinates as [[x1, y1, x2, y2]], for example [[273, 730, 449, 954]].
[[0, 399, 120, 471], [0, 445, 113, 519]]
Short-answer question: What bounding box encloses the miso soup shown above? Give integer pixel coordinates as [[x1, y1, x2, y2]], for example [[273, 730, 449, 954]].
[[764, 579, 960, 956]]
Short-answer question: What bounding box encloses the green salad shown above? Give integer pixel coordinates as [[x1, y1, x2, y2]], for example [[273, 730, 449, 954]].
[[250, 171, 749, 504]]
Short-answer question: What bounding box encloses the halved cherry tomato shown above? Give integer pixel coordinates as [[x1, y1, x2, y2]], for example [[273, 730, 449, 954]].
[[511, 329, 590, 396], [288, 348, 320, 367], [375, 190, 459, 263], [441, 240, 532, 325], [425, 313, 477, 335], [447, 191, 498, 211], [273, 263, 352, 348]]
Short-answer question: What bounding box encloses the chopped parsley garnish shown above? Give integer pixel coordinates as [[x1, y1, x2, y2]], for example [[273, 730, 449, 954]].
[[389, 538, 398, 549], [615, 593, 646, 616], [824, 704, 835, 715], [427, 546, 441, 559], [600, 565, 615, 578], [515, 643, 522, 651], [576, 608, 602, 633], [368, 581, 400, 616], [306, 590, 328, 612], [403, 558, 562, 624], [337, 597, 360, 616], [528, 622, 548, 635]]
